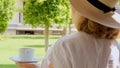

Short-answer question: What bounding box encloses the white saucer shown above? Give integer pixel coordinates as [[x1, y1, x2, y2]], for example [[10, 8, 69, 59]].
[[10, 56, 41, 63]]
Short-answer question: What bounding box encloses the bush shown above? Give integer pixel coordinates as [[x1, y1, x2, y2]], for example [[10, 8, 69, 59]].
[[0, 21, 8, 34], [0, 0, 16, 34]]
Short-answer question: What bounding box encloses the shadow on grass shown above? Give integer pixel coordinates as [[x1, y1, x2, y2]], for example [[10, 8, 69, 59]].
[[9, 35, 61, 39], [9, 36, 44, 39], [24, 44, 52, 48], [0, 64, 18, 68], [49, 36, 61, 39], [24, 44, 45, 48]]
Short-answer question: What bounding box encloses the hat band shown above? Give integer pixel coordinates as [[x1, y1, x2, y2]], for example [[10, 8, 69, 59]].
[[87, 0, 116, 13]]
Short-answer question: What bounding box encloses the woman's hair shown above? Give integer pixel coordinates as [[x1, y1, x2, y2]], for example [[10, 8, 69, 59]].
[[74, 16, 119, 39]]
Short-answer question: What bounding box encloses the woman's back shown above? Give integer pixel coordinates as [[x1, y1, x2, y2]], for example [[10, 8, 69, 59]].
[[41, 31, 119, 68]]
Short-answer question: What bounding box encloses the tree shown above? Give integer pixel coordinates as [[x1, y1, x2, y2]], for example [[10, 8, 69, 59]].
[[119, 0, 120, 5], [23, 0, 71, 52], [0, 0, 16, 34]]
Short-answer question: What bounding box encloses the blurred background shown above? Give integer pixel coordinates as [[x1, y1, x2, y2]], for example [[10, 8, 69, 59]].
[[0, 0, 120, 68]]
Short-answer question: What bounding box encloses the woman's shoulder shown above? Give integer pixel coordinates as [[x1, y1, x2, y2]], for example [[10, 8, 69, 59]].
[[57, 31, 93, 42], [52, 31, 94, 49]]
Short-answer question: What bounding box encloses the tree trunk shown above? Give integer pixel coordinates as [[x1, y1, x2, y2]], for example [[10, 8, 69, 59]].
[[68, 23, 71, 34], [63, 24, 71, 36], [45, 25, 49, 52], [63, 26, 67, 36]]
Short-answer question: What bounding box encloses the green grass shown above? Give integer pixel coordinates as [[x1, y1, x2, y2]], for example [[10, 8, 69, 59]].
[[0, 35, 61, 68]]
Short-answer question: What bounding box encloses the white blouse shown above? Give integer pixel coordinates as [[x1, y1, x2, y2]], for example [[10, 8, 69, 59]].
[[40, 31, 120, 68]]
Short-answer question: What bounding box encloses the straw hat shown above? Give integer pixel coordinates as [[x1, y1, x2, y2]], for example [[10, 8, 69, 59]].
[[70, 0, 120, 29]]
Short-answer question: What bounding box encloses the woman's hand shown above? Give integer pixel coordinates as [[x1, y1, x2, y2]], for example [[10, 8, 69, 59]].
[[16, 62, 39, 68]]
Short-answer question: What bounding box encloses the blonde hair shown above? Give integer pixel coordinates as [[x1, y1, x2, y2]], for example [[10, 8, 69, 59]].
[[74, 16, 119, 39]]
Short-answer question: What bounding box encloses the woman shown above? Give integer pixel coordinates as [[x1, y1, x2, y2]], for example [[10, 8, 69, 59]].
[[16, 0, 120, 68]]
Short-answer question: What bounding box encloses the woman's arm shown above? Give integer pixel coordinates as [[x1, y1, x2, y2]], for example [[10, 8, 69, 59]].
[[49, 64, 54, 68]]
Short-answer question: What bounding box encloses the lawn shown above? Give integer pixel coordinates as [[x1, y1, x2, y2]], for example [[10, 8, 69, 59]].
[[0, 35, 61, 68]]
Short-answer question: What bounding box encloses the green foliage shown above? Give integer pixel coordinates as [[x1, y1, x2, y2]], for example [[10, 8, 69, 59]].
[[23, 0, 71, 27], [118, 0, 120, 5], [23, 0, 71, 51], [0, 0, 16, 33], [0, 21, 8, 34]]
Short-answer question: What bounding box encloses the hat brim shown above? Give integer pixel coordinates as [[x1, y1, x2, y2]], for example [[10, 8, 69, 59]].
[[70, 0, 120, 29]]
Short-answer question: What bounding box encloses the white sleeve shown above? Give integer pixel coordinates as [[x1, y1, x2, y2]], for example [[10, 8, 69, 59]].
[[115, 40, 120, 62], [107, 41, 120, 68], [40, 39, 72, 68]]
